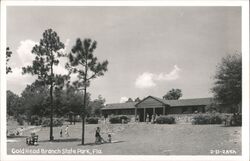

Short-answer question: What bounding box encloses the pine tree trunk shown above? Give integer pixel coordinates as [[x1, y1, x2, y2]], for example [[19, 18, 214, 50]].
[[50, 61, 54, 141], [49, 83, 54, 141], [82, 54, 88, 145], [81, 86, 87, 145]]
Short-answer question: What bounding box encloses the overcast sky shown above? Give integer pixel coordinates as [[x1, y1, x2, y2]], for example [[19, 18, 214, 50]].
[[6, 6, 241, 104]]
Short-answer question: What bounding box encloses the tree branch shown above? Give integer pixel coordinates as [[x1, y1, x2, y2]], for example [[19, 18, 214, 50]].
[[87, 72, 97, 81]]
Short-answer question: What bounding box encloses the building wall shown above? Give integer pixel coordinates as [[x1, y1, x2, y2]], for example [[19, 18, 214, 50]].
[[102, 109, 135, 116], [102, 103, 233, 117], [167, 106, 205, 114]]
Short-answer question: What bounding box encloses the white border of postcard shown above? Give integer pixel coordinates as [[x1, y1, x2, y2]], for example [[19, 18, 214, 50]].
[[1, 0, 249, 161]]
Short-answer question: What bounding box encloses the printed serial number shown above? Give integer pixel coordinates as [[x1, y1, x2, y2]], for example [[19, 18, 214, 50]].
[[210, 149, 237, 155]]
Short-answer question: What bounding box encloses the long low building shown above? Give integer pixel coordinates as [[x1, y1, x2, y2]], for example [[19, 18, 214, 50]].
[[101, 96, 232, 122]]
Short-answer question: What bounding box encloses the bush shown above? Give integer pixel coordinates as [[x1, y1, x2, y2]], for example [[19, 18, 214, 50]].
[[86, 117, 99, 124], [109, 115, 130, 124], [16, 115, 27, 125], [120, 115, 129, 122], [30, 115, 42, 126], [41, 118, 64, 127], [222, 113, 242, 126], [230, 113, 242, 126], [192, 113, 222, 125], [155, 116, 175, 124], [109, 116, 121, 124]]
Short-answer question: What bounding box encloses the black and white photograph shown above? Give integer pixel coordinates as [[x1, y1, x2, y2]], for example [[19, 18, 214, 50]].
[[0, 0, 249, 161]]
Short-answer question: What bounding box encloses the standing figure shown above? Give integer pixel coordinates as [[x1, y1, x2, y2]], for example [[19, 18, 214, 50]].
[[108, 134, 112, 143], [151, 114, 155, 124], [95, 127, 104, 144], [146, 113, 149, 124], [60, 127, 63, 137], [136, 115, 140, 123], [65, 125, 69, 137]]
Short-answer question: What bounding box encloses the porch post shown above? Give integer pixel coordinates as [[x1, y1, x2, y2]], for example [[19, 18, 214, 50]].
[[135, 107, 137, 121], [163, 106, 166, 115], [153, 108, 155, 115], [144, 108, 146, 122]]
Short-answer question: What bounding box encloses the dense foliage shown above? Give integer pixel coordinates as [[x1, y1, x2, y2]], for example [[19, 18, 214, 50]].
[[192, 113, 222, 125], [109, 115, 130, 124], [212, 53, 242, 113], [7, 90, 21, 116], [7, 84, 105, 125], [222, 113, 242, 126], [155, 116, 176, 124], [41, 118, 64, 127], [163, 88, 182, 100], [86, 117, 99, 124]]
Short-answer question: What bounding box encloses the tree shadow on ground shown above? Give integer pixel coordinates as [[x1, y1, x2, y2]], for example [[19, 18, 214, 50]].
[[39, 138, 82, 143], [77, 140, 125, 146], [7, 135, 28, 138]]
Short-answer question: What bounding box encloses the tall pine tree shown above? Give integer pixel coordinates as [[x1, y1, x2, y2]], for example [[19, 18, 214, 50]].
[[66, 38, 108, 145], [22, 29, 68, 141]]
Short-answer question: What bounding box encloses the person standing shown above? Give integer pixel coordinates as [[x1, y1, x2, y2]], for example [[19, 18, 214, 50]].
[[136, 115, 140, 123], [151, 114, 155, 124], [146, 113, 149, 124], [65, 125, 69, 137], [60, 127, 63, 137], [95, 127, 104, 144]]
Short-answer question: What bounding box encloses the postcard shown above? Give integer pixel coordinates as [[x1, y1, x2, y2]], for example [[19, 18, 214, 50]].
[[0, 0, 249, 161]]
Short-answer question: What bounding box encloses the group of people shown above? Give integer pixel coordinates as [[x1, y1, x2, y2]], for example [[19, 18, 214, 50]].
[[95, 127, 111, 144], [136, 113, 159, 123], [60, 125, 69, 137], [59, 125, 111, 145]]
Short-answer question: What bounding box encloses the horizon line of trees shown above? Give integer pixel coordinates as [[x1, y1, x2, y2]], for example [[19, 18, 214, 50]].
[[7, 81, 105, 121]]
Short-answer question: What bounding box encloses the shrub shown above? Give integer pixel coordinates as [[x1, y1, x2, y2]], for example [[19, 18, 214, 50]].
[[16, 115, 27, 125], [109, 115, 130, 124], [109, 116, 121, 124], [120, 115, 129, 122], [192, 113, 222, 125], [230, 113, 242, 126], [41, 118, 64, 127], [30, 115, 42, 126], [86, 117, 99, 124], [222, 113, 242, 126], [155, 116, 175, 124]]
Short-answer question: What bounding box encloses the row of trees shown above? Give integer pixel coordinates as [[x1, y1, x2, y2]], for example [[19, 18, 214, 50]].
[[7, 84, 105, 121], [7, 29, 109, 144]]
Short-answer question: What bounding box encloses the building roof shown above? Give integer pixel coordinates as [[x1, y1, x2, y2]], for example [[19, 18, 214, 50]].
[[148, 96, 214, 107], [102, 102, 137, 110], [102, 96, 215, 110]]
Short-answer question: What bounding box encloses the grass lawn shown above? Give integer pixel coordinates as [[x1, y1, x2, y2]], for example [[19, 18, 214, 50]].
[[7, 122, 241, 155]]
